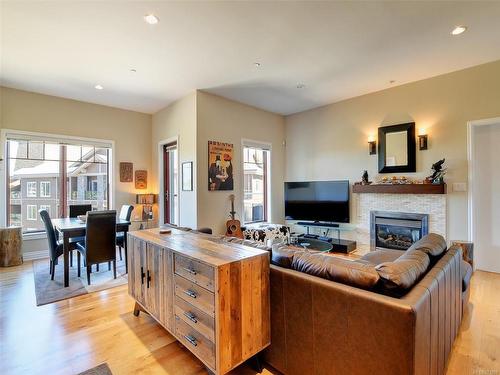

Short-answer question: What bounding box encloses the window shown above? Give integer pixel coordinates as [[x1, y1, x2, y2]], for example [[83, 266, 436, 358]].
[[243, 144, 270, 223], [27, 205, 37, 220], [40, 181, 51, 197], [27, 182, 37, 197], [6, 137, 112, 234], [39, 205, 51, 216]]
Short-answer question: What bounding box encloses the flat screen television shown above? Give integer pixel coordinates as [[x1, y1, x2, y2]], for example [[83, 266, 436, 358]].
[[284, 180, 350, 223]]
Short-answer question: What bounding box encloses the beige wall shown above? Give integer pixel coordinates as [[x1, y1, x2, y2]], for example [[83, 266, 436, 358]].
[[151, 92, 197, 228], [285, 59, 500, 241], [0, 87, 152, 252], [196, 91, 286, 234]]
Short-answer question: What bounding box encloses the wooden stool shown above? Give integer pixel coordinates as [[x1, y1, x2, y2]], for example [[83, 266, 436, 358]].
[[0, 227, 23, 267]]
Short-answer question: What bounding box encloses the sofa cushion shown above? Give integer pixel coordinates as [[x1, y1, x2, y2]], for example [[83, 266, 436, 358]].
[[375, 249, 430, 290], [271, 246, 301, 268], [461, 260, 472, 292], [291, 252, 380, 289], [361, 249, 403, 265], [408, 233, 447, 257]]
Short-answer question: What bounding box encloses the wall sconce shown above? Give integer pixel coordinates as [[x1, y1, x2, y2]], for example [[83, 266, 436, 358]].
[[418, 130, 428, 150], [368, 136, 377, 155], [136, 193, 156, 220]]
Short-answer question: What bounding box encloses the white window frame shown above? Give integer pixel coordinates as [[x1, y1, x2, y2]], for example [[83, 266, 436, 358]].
[[27, 182, 37, 198], [40, 181, 51, 198], [241, 139, 272, 224], [39, 204, 51, 213], [27, 205, 37, 221]]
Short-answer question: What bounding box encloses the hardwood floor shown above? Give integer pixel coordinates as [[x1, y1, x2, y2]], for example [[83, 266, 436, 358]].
[[1, 261, 499, 375]]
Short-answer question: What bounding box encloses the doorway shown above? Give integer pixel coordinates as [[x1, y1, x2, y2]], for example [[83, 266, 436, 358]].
[[162, 142, 178, 225], [469, 117, 500, 273]]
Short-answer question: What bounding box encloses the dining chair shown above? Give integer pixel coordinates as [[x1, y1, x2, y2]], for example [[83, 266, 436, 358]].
[[69, 204, 92, 218], [116, 205, 134, 264], [76, 210, 117, 285], [67, 204, 92, 267], [40, 209, 85, 280]]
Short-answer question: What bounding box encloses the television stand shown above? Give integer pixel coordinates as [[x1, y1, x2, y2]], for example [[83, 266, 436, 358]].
[[297, 222, 356, 253]]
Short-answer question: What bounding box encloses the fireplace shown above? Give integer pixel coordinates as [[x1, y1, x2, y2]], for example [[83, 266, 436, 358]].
[[370, 211, 429, 251]]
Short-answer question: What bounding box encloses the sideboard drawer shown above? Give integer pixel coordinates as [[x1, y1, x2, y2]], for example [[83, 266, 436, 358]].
[[174, 254, 215, 292], [175, 315, 215, 369], [174, 295, 215, 342], [174, 274, 215, 317]]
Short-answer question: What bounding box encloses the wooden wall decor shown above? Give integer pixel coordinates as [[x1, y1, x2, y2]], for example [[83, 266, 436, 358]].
[[120, 162, 133, 182], [135, 170, 148, 189]]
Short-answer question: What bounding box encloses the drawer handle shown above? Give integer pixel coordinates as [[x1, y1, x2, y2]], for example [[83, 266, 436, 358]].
[[183, 267, 197, 275], [146, 270, 151, 288], [184, 334, 198, 347], [184, 311, 198, 323], [184, 289, 197, 299], [140, 267, 145, 285]]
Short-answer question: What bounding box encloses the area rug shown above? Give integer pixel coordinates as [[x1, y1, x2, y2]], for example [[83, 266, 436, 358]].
[[78, 363, 113, 375], [33, 256, 128, 306]]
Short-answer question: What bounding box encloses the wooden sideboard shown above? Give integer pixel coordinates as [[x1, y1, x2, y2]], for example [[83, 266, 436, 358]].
[[127, 228, 270, 375]]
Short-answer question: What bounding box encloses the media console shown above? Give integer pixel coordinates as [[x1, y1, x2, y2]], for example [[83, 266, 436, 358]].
[[296, 221, 357, 253]]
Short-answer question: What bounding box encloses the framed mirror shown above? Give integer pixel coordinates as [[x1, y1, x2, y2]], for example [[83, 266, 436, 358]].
[[378, 122, 416, 173]]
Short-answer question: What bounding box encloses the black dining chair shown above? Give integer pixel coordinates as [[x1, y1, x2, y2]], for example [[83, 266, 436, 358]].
[[40, 209, 86, 280], [68, 204, 92, 267], [76, 210, 117, 285], [116, 205, 134, 263], [69, 204, 92, 218]]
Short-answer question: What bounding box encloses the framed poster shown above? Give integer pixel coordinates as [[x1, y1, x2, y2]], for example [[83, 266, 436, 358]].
[[208, 141, 234, 191], [135, 170, 147, 189], [182, 162, 193, 191], [119, 162, 133, 182]]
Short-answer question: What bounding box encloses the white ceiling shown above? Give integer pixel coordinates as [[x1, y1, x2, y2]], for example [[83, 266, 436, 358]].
[[1, 1, 500, 115]]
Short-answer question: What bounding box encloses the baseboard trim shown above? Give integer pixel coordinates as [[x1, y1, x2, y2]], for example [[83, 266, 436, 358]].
[[23, 250, 49, 261]]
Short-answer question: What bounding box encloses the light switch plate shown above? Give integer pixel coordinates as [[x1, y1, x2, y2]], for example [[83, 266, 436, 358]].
[[452, 182, 467, 192]]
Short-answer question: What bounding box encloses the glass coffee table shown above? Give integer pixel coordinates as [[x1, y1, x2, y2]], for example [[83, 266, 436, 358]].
[[295, 237, 333, 252]]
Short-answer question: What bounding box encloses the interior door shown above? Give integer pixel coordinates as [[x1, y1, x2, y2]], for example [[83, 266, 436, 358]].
[[163, 142, 178, 225], [472, 122, 500, 273]]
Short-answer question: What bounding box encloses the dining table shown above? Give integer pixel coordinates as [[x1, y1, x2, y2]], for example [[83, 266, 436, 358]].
[[52, 217, 131, 287]]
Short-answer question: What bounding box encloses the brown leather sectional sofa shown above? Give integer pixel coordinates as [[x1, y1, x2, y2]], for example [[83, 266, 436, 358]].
[[263, 235, 469, 375]]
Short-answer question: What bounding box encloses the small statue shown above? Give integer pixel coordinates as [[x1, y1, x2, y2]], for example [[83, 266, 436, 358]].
[[427, 158, 446, 184], [361, 170, 372, 185]]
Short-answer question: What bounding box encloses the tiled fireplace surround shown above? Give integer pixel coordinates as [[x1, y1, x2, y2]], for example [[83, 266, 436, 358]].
[[355, 193, 447, 251]]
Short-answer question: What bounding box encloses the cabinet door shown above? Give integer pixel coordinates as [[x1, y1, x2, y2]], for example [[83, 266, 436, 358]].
[[128, 236, 147, 306], [145, 243, 164, 322]]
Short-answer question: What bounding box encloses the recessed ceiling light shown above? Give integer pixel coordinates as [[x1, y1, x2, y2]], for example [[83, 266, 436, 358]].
[[144, 14, 159, 25], [451, 25, 467, 36], [296, 83, 306, 89], [130, 68, 137, 73], [94, 84, 104, 90], [254, 62, 261, 68]]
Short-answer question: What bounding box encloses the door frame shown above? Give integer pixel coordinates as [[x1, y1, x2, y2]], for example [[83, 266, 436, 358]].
[[467, 117, 500, 258], [158, 136, 180, 226]]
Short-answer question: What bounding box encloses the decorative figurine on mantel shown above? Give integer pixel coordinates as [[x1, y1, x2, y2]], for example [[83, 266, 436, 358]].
[[361, 170, 371, 185], [426, 158, 446, 184]]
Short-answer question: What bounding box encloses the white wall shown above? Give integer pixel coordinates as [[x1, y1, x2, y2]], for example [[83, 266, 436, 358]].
[[151, 92, 197, 229], [471, 121, 500, 273], [285, 60, 500, 242], [196, 91, 286, 234]]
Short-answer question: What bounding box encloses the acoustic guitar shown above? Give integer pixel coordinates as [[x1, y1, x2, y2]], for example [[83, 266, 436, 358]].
[[225, 194, 243, 238]]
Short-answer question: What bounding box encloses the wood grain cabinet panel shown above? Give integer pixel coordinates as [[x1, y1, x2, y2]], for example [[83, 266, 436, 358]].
[[128, 229, 270, 375]]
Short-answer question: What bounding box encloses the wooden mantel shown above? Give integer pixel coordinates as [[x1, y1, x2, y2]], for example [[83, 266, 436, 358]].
[[352, 183, 446, 194]]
